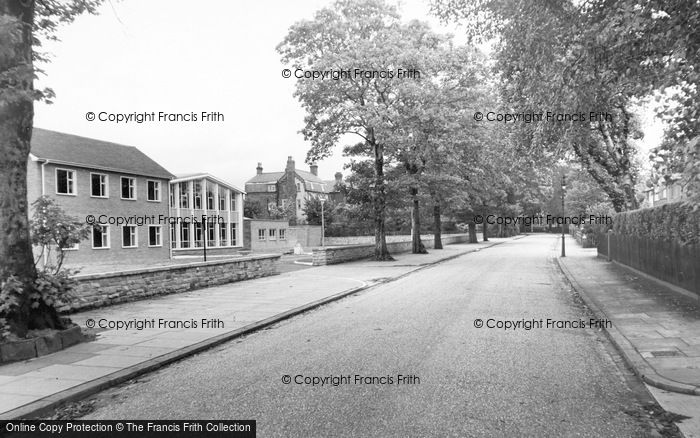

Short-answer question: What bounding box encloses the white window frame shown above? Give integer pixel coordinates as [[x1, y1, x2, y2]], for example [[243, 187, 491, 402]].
[[90, 172, 108, 198], [62, 242, 79, 251], [258, 228, 266, 241], [120, 176, 137, 200], [219, 222, 228, 246], [146, 180, 161, 202], [230, 193, 236, 211], [279, 229, 286, 240], [230, 223, 237, 246], [55, 168, 76, 196], [121, 225, 138, 248], [148, 225, 162, 247], [269, 229, 277, 241], [92, 225, 110, 249], [267, 184, 276, 192]]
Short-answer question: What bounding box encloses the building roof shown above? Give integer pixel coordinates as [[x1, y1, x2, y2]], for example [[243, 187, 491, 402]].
[[245, 169, 331, 193], [30, 128, 174, 179], [171, 173, 244, 194], [246, 172, 285, 184]]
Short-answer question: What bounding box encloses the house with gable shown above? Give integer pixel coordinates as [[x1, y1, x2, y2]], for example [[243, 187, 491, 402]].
[[245, 156, 340, 223]]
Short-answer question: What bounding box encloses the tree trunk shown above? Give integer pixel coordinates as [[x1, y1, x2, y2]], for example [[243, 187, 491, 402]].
[[0, 0, 61, 335], [468, 221, 478, 243], [371, 135, 392, 261], [410, 187, 427, 254], [433, 202, 442, 250], [481, 207, 489, 242]]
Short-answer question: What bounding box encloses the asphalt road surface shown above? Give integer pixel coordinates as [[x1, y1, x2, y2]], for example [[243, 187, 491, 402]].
[[79, 234, 662, 437]]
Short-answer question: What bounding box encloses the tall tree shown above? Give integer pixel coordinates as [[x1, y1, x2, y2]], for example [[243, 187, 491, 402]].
[[432, 0, 656, 211], [1, 0, 102, 335], [278, 0, 446, 260]]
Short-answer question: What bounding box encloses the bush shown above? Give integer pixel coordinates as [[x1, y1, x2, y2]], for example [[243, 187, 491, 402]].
[[612, 202, 700, 245]]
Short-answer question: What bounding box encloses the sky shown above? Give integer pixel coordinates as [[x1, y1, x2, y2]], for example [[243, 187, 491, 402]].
[[34, 0, 460, 189], [34, 0, 662, 190]]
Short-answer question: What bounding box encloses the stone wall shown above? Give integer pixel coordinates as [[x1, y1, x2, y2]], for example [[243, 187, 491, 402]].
[[63, 254, 280, 312], [325, 233, 465, 246], [312, 234, 469, 266]]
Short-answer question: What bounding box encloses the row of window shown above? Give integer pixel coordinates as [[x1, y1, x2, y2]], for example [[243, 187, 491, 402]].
[[257, 228, 286, 241], [56, 168, 161, 201], [90, 225, 162, 249], [79, 223, 242, 250], [171, 181, 237, 211], [173, 222, 238, 249]]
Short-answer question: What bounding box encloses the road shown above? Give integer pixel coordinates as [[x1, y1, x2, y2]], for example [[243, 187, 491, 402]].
[[79, 234, 661, 436]]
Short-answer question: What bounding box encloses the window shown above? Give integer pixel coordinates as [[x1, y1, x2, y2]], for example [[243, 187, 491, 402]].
[[170, 224, 176, 248], [219, 191, 226, 210], [180, 223, 190, 248], [269, 229, 277, 240], [207, 222, 216, 245], [147, 180, 161, 201], [92, 225, 109, 249], [194, 182, 202, 209], [56, 169, 76, 195], [122, 225, 137, 248], [148, 225, 162, 247], [267, 184, 276, 192], [169, 186, 175, 207], [230, 223, 237, 246], [63, 242, 79, 251], [296, 182, 301, 191], [219, 223, 228, 246], [206, 187, 215, 210], [194, 222, 203, 247], [296, 199, 301, 209], [90, 173, 107, 198], [121, 177, 136, 200], [258, 228, 266, 241], [179, 182, 189, 208], [279, 229, 286, 240], [230, 193, 237, 211]]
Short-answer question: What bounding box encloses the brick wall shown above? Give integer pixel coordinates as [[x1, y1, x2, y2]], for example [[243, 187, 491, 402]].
[[312, 234, 470, 265], [63, 254, 280, 312]]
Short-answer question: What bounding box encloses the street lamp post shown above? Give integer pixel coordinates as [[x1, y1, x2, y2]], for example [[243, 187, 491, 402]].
[[320, 198, 326, 247], [561, 175, 566, 258]]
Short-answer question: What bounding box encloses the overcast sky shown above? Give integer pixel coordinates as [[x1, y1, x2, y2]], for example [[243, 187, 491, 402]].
[[34, 0, 662, 190], [34, 0, 459, 189]]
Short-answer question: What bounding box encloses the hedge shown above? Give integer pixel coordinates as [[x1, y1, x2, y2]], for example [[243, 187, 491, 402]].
[[612, 202, 700, 246]]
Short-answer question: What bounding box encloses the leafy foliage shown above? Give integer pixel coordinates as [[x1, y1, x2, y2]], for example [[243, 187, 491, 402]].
[[612, 202, 700, 246], [30, 196, 91, 273], [302, 197, 336, 226]]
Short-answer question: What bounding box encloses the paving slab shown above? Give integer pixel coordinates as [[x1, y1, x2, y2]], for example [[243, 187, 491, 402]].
[[557, 241, 700, 394], [0, 238, 512, 419]]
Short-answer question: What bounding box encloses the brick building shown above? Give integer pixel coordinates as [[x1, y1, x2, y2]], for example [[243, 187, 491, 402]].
[[27, 128, 174, 268], [244, 156, 343, 223], [168, 174, 245, 257]]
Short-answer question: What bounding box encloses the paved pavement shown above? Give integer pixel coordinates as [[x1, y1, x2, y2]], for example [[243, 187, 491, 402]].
[[557, 237, 700, 437], [0, 238, 508, 419], [558, 241, 700, 392], [79, 234, 658, 436]]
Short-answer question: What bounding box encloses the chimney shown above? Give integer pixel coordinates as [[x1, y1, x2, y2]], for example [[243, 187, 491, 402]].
[[335, 172, 343, 183], [310, 163, 318, 176], [256, 162, 263, 175], [286, 156, 295, 172]]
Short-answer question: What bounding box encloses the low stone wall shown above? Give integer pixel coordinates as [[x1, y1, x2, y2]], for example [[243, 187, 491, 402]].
[[312, 234, 469, 266], [325, 233, 464, 246], [63, 254, 280, 313]]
